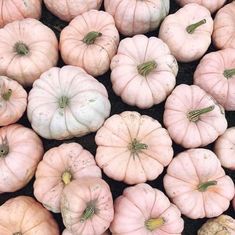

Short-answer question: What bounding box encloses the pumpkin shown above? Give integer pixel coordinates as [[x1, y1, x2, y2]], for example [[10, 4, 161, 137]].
[[0, 0, 42, 27], [61, 178, 114, 235], [0, 76, 27, 126], [104, 0, 170, 36], [194, 48, 235, 111], [44, 0, 102, 22], [110, 35, 178, 109], [110, 183, 184, 235], [0, 196, 59, 235], [27, 65, 111, 140], [60, 10, 119, 77], [163, 84, 227, 148], [34, 142, 102, 213], [198, 215, 235, 235], [163, 148, 235, 219], [0, 124, 43, 193], [214, 127, 235, 170], [0, 18, 58, 87], [62, 230, 110, 235], [159, 3, 213, 62], [213, 2, 235, 50], [95, 111, 173, 185]]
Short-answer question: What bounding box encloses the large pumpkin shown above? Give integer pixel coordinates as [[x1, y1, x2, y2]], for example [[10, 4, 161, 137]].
[[27, 65, 111, 140]]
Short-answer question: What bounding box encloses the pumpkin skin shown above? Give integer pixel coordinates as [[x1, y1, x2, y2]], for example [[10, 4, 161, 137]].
[[60, 10, 119, 77], [163, 84, 227, 148], [163, 148, 235, 219], [104, 0, 170, 36], [213, 2, 235, 50], [34, 142, 102, 213], [0, 124, 43, 193], [110, 35, 178, 109], [110, 183, 184, 235], [61, 178, 114, 235], [27, 65, 111, 140], [95, 111, 173, 185], [0, 196, 59, 235], [44, 0, 102, 22], [194, 48, 235, 111], [62, 230, 110, 235], [0, 18, 58, 87], [159, 3, 213, 62], [0, 76, 27, 126]]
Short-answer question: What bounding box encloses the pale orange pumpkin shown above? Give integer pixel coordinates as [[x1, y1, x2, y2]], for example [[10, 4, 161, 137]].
[[0, 76, 27, 126], [60, 10, 119, 77], [164, 148, 235, 219], [0, 124, 43, 193], [0, 196, 59, 235], [0, 18, 58, 87]]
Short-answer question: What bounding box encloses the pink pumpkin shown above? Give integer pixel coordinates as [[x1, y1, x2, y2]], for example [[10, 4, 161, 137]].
[[110, 183, 184, 235], [34, 142, 101, 213], [194, 48, 235, 111], [61, 178, 114, 235], [163, 84, 227, 148], [110, 35, 178, 109], [164, 148, 235, 219]]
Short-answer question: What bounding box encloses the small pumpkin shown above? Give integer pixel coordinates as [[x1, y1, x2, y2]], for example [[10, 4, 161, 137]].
[[0, 196, 59, 235], [61, 178, 114, 235], [159, 3, 213, 62], [110, 183, 184, 235], [60, 10, 119, 77], [163, 84, 227, 148], [27, 65, 111, 140], [95, 111, 173, 184], [0, 124, 43, 193], [0, 76, 27, 126], [194, 48, 235, 111], [213, 2, 235, 50], [44, 0, 102, 22], [0, 18, 58, 87], [34, 142, 102, 213], [104, 0, 170, 36], [110, 35, 178, 109], [164, 148, 235, 219]]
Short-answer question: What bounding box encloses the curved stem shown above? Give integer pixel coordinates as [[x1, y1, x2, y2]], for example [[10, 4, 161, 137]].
[[187, 105, 214, 122], [198, 181, 217, 192], [145, 218, 165, 231], [0, 137, 9, 157], [186, 19, 206, 34], [62, 171, 72, 185], [83, 31, 102, 45], [80, 205, 96, 222], [223, 68, 235, 78], [2, 89, 12, 101], [128, 138, 148, 154], [137, 60, 157, 77], [14, 42, 29, 56], [59, 96, 69, 109]]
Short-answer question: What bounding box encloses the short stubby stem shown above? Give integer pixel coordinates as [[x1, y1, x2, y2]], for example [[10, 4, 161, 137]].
[[128, 138, 148, 154], [59, 96, 69, 109], [145, 217, 165, 231], [83, 31, 102, 45], [137, 60, 157, 77], [14, 42, 29, 56], [2, 89, 12, 101], [223, 68, 235, 78], [186, 19, 206, 34], [62, 171, 72, 185], [187, 105, 215, 122], [80, 204, 96, 223], [0, 137, 9, 157], [198, 181, 217, 192], [13, 232, 22, 235]]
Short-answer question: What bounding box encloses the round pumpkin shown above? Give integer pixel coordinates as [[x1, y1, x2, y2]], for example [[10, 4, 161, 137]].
[[159, 3, 213, 62], [60, 10, 119, 77], [110, 183, 184, 235], [0, 124, 43, 193], [27, 65, 111, 140], [44, 0, 102, 22], [164, 148, 235, 219], [194, 48, 235, 111], [0, 18, 58, 87], [104, 0, 170, 36], [34, 142, 102, 213], [0, 76, 27, 126], [0, 196, 59, 235], [61, 178, 114, 235], [163, 84, 227, 148], [110, 35, 178, 109], [95, 111, 173, 184]]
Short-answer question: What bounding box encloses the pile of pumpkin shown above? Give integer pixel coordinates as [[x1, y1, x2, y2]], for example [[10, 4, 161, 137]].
[[0, 0, 235, 234]]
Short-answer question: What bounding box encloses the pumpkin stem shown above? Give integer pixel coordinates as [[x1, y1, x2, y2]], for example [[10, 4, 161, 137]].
[[187, 105, 215, 122], [59, 96, 69, 109], [0, 137, 9, 157], [137, 60, 157, 77], [186, 19, 206, 34], [80, 204, 96, 222], [62, 171, 72, 185], [13, 233, 22, 235], [83, 31, 102, 45], [14, 42, 29, 56], [128, 138, 148, 154], [145, 217, 165, 231], [198, 181, 217, 192], [223, 68, 235, 78], [2, 89, 12, 101]]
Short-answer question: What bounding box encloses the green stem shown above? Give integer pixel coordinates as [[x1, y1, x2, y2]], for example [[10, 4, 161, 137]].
[[187, 105, 215, 122], [198, 181, 217, 192], [223, 68, 235, 78], [62, 171, 72, 185], [128, 138, 148, 154], [83, 31, 102, 45], [186, 19, 206, 34], [145, 218, 165, 231], [80, 205, 96, 222], [59, 96, 69, 109], [2, 89, 12, 101], [0, 137, 9, 157], [14, 42, 29, 56], [137, 60, 157, 77]]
